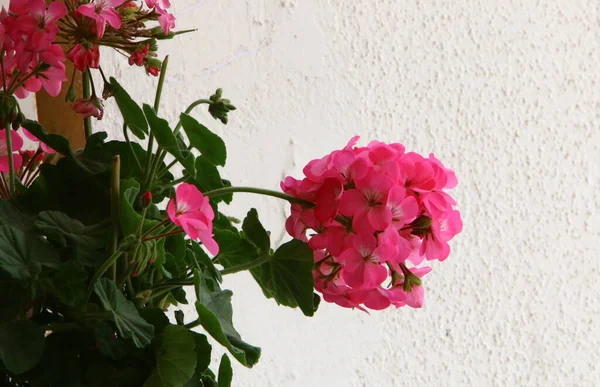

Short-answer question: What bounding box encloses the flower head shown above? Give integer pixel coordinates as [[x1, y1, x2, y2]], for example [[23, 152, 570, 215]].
[[282, 137, 461, 311]]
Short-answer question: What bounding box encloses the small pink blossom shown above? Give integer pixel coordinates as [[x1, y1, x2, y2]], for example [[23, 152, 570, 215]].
[[167, 183, 219, 255], [73, 97, 104, 120], [78, 0, 126, 38], [67, 44, 100, 71], [21, 128, 56, 154]]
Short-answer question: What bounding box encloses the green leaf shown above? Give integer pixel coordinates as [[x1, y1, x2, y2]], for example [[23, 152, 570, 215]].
[[0, 200, 35, 232], [110, 77, 148, 139], [143, 104, 195, 175], [120, 179, 162, 236], [192, 333, 211, 376], [0, 225, 60, 280], [242, 209, 270, 252], [34, 211, 109, 264], [94, 321, 137, 361], [191, 156, 232, 204], [253, 239, 318, 316], [0, 320, 45, 374], [194, 272, 260, 367], [52, 260, 87, 307], [94, 278, 154, 348], [191, 242, 222, 283], [217, 354, 232, 387], [139, 308, 170, 335], [213, 230, 259, 269], [216, 226, 318, 317], [180, 113, 226, 166], [144, 325, 196, 387], [21, 120, 74, 157]]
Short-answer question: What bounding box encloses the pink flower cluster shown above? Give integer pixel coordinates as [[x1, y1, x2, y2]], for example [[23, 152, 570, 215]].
[[0, 0, 67, 98], [145, 0, 175, 34], [282, 136, 462, 311], [167, 183, 219, 256]]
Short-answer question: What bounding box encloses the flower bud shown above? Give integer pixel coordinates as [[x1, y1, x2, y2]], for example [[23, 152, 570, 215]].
[[142, 191, 152, 208], [65, 84, 77, 102], [0, 93, 19, 124]]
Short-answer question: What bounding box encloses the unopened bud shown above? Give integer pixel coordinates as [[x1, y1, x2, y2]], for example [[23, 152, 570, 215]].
[[65, 84, 77, 102], [12, 112, 25, 129], [142, 191, 152, 208]]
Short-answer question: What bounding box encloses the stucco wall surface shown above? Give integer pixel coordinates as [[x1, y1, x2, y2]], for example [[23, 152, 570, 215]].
[[95, 1, 600, 386]]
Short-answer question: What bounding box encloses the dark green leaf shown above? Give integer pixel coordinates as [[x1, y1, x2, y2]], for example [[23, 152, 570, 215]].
[[180, 113, 226, 166], [192, 333, 211, 376], [216, 229, 318, 316], [253, 240, 318, 316], [138, 308, 170, 335], [194, 272, 260, 367], [171, 287, 188, 304], [174, 310, 185, 326], [94, 278, 154, 348], [191, 242, 222, 283], [143, 104, 195, 175], [94, 321, 137, 360], [110, 78, 148, 139], [0, 200, 35, 232], [144, 325, 196, 387], [120, 179, 163, 236], [21, 120, 74, 156], [217, 354, 232, 387], [242, 209, 270, 252], [0, 320, 45, 374], [213, 230, 259, 269], [52, 260, 87, 307], [34, 211, 109, 264], [191, 156, 232, 204], [0, 225, 60, 280]]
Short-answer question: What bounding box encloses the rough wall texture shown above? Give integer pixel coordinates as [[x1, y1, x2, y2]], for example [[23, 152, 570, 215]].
[[96, 1, 600, 386]]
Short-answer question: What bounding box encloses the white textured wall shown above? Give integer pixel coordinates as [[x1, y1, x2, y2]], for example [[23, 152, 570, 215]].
[[97, 1, 600, 386]]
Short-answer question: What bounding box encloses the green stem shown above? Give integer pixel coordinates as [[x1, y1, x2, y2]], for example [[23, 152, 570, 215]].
[[155, 174, 189, 191], [173, 99, 212, 135], [4, 121, 16, 196], [84, 250, 124, 302], [82, 69, 92, 139], [142, 56, 169, 192], [204, 186, 314, 206], [142, 229, 184, 242], [220, 254, 272, 275], [155, 98, 213, 176], [153, 55, 168, 112], [109, 156, 120, 281], [123, 123, 142, 173], [184, 319, 202, 329]]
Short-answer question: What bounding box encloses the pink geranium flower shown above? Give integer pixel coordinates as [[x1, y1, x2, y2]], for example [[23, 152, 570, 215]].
[[0, 130, 24, 172], [21, 128, 56, 154], [339, 232, 392, 289], [419, 210, 463, 261], [73, 97, 104, 119], [77, 0, 126, 38], [388, 266, 432, 308], [67, 44, 100, 71], [167, 183, 219, 255], [339, 173, 394, 233]]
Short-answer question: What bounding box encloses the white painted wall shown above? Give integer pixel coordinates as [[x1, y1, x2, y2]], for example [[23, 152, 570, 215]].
[[94, 1, 598, 386]]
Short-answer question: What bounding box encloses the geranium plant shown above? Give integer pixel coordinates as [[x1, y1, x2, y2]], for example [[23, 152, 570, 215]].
[[0, 1, 462, 386]]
